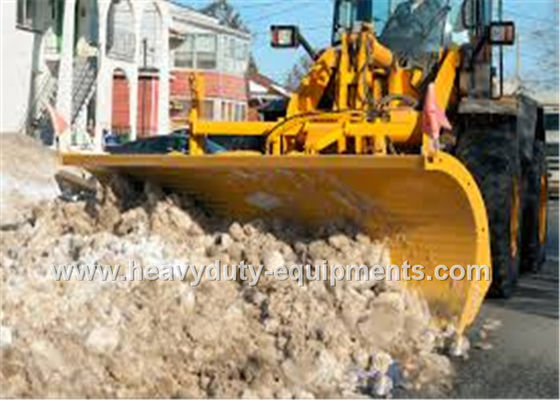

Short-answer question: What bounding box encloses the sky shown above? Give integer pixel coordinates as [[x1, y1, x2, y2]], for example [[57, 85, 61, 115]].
[[178, 0, 559, 94]]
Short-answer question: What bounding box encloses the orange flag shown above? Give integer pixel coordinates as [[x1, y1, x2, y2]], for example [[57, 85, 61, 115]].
[[422, 83, 452, 141], [45, 103, 69, 136]]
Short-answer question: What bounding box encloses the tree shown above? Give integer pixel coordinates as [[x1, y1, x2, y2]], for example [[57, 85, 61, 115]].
[[517, 0, 558, 93], [199, 0, 248, 32], [247, 54, 259, 76], [284, 55, 313, 92]]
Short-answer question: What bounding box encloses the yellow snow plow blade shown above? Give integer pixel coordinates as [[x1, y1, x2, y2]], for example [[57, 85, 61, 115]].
[[61, 151, 491, 335]]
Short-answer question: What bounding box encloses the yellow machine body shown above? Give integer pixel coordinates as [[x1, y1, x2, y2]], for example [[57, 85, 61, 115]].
[[62, 27, 492, 335]]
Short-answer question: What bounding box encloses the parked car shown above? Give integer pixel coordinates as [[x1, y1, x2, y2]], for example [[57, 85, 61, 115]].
[[105, 131, 188, 154], [105, 128, 265, 155]]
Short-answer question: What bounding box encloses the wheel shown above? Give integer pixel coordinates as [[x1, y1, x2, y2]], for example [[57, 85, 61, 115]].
[[455, 123, 522, 298], [521, 141, 548, 272]]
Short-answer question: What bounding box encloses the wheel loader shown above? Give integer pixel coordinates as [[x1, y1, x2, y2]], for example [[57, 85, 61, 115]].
[[61, 0, 549, 336]]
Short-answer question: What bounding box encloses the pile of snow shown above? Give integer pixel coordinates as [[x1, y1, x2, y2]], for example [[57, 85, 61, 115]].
[[1, 177, 455, 398], [0, 133, 59, 226]]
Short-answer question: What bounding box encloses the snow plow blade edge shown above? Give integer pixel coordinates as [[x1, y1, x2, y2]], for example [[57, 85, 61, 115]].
[[62, 151, 491, 335]]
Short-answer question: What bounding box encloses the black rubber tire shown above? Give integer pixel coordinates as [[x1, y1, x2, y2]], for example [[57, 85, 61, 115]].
[[521, 141, 548, 272], [455, 125, 522, 298]]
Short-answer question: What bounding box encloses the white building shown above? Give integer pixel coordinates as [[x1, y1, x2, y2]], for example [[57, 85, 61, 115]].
[[0, 0, 251, 148]]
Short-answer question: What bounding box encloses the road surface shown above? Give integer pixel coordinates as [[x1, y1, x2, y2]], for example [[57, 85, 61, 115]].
[[451, 200, 559, 398]]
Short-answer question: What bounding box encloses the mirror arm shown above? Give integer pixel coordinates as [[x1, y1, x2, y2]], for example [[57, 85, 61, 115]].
[[297, 31, 318, 61], [467, 29, 488, 69]]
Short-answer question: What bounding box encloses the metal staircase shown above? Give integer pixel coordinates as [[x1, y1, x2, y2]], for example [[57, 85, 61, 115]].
[[19, 73, 59, 141], [19, 56, 98, 145], [71, 56, 98, 125]]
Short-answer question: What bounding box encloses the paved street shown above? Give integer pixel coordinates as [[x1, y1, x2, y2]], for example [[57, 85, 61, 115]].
[[451, 200, 559, 398]]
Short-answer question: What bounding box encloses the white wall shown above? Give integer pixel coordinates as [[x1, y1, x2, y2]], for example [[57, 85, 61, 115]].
[[93, 0, 171, 145], [0, 1, 37, 133]]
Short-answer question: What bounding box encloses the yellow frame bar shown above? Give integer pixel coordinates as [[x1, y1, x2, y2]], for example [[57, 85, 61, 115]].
[[192, 121, 277, 136]]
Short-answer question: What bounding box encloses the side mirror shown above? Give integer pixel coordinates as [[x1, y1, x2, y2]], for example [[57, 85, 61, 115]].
[[489, 21, 515, 45], [270, 25, 318, 60], [271, 25, 300, 48]]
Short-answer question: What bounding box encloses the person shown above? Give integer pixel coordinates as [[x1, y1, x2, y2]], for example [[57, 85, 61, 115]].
[[102, 129, 121, 150], [380, 0, 447, 67], [87, 119, 95, 139]]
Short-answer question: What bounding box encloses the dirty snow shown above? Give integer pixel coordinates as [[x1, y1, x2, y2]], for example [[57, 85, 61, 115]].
[[0, 135, 456, 398], [0, 133, 59, 226]]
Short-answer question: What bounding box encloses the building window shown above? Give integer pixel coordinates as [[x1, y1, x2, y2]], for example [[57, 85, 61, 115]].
[[227, 37, 235, 59], [235, 41, 248, 61], [229, 103, 248, 121], [174, 34, 217, 70], [17, 0, 37, 29], [107, 28, 136, 61], [174, 35, 194, 68], [196, 34, 217, 70], [49, 0, 55, 19], [106, 0, 135, 61], [202, 100, 214, 120], [222, 36, 249, 74], [227, 103, 233, 121], [234, 104, 241, 121]]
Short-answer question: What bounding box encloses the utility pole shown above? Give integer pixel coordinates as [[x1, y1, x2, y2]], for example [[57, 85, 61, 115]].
[[498, 0, 504, 97], [516, 32, 521, 85], [142, 38, 147, 138]]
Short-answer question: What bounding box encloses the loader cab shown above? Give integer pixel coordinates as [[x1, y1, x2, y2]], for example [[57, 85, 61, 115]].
[[332, 0, 484, 41], [332, 0, 513, 96], [333, 0, 471, 66]]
